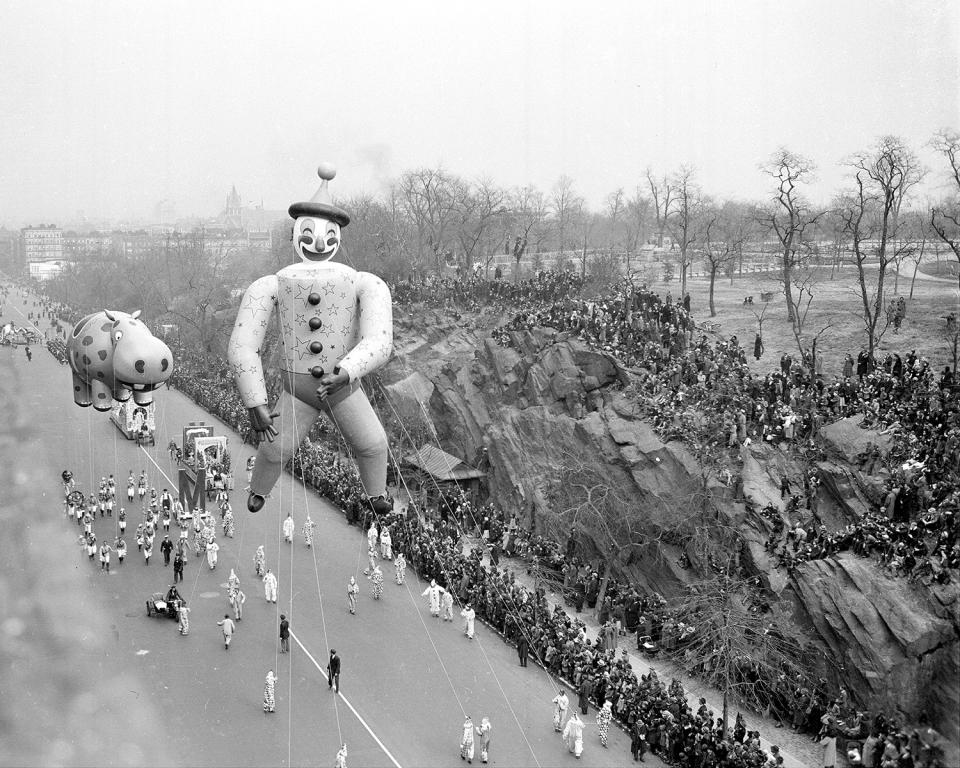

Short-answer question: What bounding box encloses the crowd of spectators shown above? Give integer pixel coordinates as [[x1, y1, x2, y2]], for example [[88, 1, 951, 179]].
[[490, 279, 959, 587], [391, 269, 585, 312]]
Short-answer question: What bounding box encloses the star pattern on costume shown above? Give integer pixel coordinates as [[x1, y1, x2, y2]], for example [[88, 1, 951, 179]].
[[294, 284, 309, 303], [259, 318, 268, 328], [295, 312, 306, 326], [280, 317, 294, 337], [283, 284, 293, 296], [240, 386, 265, 404], [321, 282, 338, 299], [293, 336, 312, 360], [241, 294, 270, 315]]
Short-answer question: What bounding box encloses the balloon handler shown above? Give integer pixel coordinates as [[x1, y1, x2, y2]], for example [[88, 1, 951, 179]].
[[228, 163, 393, 516]]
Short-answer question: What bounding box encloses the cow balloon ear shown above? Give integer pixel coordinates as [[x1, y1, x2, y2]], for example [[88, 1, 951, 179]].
[[131, 310, 142, 320], [104, 310, 116, 322]]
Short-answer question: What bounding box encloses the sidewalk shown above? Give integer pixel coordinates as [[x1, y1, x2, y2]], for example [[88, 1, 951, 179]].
[[460, 538, 818, 768]]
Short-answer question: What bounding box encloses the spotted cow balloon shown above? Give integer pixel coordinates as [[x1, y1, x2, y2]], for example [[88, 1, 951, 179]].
[[67, 310, 173, 411]]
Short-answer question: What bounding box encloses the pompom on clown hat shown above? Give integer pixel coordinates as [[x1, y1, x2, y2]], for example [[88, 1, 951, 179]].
[[288, 162, 351, 227]]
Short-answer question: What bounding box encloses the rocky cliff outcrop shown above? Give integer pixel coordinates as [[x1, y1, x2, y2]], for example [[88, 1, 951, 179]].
[[382, 309, 959, 738], [785, 556, 959, 740]]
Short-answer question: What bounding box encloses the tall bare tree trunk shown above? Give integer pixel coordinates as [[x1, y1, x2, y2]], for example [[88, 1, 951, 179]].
[[680, 250, 688, 297], [595, 558, 614, 620], [709, 266, 717, 316]]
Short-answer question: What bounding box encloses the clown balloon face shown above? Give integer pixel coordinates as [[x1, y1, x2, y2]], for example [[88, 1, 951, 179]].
[[293, 216, 341, 261]]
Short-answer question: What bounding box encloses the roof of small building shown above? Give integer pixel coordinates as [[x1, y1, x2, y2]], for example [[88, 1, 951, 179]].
[[404, 444, 485, 482]]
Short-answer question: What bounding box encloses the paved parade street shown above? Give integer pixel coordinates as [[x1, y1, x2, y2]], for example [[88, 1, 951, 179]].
[[1, 293, 643, 767]]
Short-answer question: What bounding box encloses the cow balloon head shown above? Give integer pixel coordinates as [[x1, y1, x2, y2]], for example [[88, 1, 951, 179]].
[[104, 309, 173, 392]]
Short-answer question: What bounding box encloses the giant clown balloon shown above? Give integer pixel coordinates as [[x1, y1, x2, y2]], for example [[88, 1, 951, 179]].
[[227, 164, 393, 514], [67, 309, 173, 411]]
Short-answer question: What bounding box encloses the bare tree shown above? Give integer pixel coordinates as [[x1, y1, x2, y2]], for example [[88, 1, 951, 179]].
[[665, 569, 808, 733], [550, 175, 584, 257], [544, 456, 651, 616], [337, 193, 412, 281], [778, 264, 835, 360], [397, 167, 467, 274], [147, 229, 242, 350], [666, 166, 702, 297], [839, 136, 924, 357], [605, 188, 626, 251], [646, 168, 674, 248], [577, 209, 599, 278], [758, 149, 823, 323], [454, 177, 507, 275], [903, 210, 933, 299], [702, 201, 744, 316], [509, 184, 550, 281], [624, 186, 652, 276], [929, 128, 960, 291]]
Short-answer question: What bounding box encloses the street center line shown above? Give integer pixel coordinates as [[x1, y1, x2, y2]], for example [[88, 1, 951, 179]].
[[139, 445, 176, 488], [289, 629, 403, 768]]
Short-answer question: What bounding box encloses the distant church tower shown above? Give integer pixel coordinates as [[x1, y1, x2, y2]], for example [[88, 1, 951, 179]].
[[222, 184, 243, 229]]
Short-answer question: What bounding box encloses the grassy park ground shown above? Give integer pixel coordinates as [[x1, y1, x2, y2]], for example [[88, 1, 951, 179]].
[[654, 263, 958, 378]]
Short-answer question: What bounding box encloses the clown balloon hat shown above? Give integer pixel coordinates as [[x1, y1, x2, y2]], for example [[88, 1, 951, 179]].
[[288, 163, 350, 226]]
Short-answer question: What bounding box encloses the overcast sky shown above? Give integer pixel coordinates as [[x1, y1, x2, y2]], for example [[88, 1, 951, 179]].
[[1, 0, 957, 226]]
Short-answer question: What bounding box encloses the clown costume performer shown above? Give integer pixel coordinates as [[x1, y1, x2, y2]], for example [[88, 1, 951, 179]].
[[347, 576, 359, 614], [460, 716, 475, 763], [302, 517, 316, 548], [206, 541, 219, 570], [563, 712, 584, 758], [422, 580, 444, 617], [254, 545, 266, 577], [394, 552, 406, 585], [230, 588, 245, 621], [202, 523, 216, 550], [552, 690, 569, 732], [227, 165, 393, 517], [441, 589, 455, 622], [222, 507, 235, 538], [178, 603, 190, 635], [228, 568, 240, 596], [461, 604, 476, 639], [596, 700, 613, 747], [476, 717, 491, 764], [263, 569, 278, 603], [334, 744, 348, 768], [371, 565, 384, 600], [282, 512, 295, 543], [263, 670, 277, 713], [379, 526, 392, 560], [363, 546, 377, 576]]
